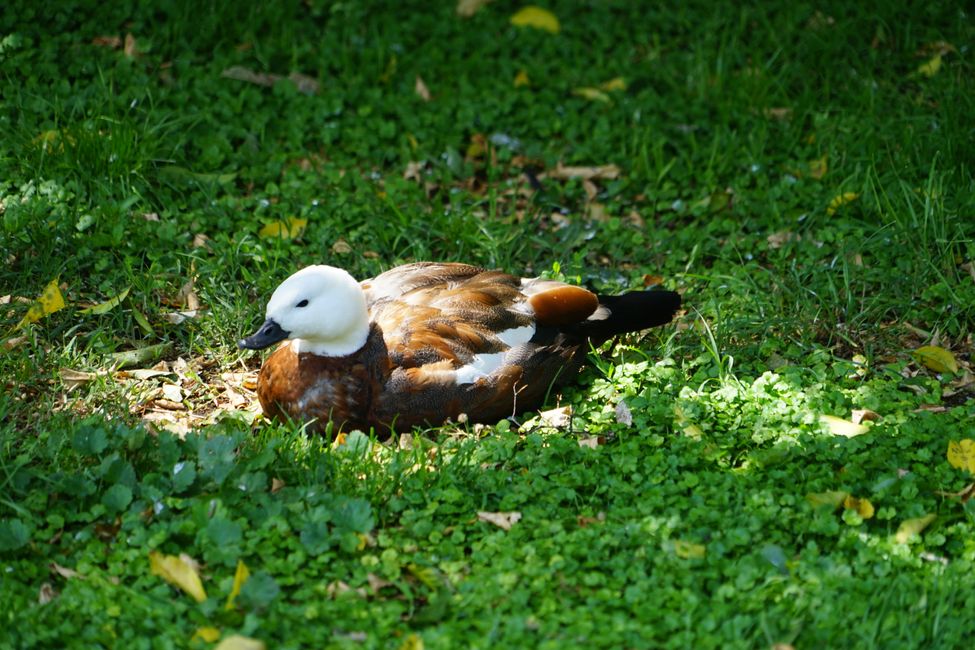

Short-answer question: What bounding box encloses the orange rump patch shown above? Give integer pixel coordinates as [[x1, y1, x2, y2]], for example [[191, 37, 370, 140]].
[[528, 286, 599, 327]]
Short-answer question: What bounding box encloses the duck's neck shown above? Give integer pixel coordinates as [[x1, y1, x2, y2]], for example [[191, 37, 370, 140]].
[[291, 322, 370, 357]]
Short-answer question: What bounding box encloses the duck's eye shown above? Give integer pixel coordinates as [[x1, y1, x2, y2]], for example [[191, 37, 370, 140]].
[[296, 299, 309, 308]]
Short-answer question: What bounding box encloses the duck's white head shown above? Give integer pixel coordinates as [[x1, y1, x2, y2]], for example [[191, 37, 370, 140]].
[[238, 265, 369, 357]]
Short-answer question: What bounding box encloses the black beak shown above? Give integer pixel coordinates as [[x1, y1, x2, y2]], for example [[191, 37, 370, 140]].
[[238, 318, 290, 350]]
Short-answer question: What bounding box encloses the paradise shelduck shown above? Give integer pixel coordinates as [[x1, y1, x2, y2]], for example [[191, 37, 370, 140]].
[[239, 262, 681, 433]]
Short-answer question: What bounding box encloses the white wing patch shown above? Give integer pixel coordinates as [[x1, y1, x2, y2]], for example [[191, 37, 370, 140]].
[[454, 324, 536, 385]]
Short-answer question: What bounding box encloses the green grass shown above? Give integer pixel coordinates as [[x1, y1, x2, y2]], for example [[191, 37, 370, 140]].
[[2, 0, 975, 647]]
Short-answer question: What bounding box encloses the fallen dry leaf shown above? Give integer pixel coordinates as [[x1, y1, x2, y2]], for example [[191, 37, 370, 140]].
[[178, 278, 200, 311], [615, 400, 633, 426], [15, 278, 66, 331], [806, 491, 848, 510], [673, 540, 706, 559], [50, 562, 84, 580], [820, 414, 869, 437], [577, 436, 605, 449], [414, 76, 431, 102], [149, 551, 207, 602], [851, 408, 881, 424], [123, 33, 140, 58], [843, 495, 875, 519], [214, 636, 266, 650], [477, 511, 521, 531], [367, 573, 393, 592], [225, 560, 250, 611], [913, 345, 959, 374], [38, 583, 58, 605], [544, 162, 620, 180], [539, 405, 572, 428], [947, 439, 975, 473], [763, 107, 793, 120], [894, 514, 936, 544], [258, 217, 307, 240], [767, 230, 800, 249], [192, 628, 221, 644], [92, 35, 122, 48], [510, 6, 560, 33], [457, 0, 493, 16], [60, 368, 99, 390], [271, 478, 285, 493], [331, 239, 353, 255]]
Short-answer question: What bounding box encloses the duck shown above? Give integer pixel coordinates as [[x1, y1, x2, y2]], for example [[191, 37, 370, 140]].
[[239, 262, 681, 434]]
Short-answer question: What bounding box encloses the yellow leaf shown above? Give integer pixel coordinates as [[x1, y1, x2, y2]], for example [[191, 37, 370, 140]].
[[673, 540, 706, 559], [894, 514, 936, 544], [573, 87, 611, 102], [398, 633, 424, 650], [599, 77, 627, 91], [820, 414, 869, 437], [258, 217, 307, 239], [192, 627, 221, 643], [916, 53, 942, 78], [149, 551, 207, 602], [843, 495, 875, 519], [806, 490, 848, 509], [913, 345, 959, 374], [826, 192, 858, 216], [214, 635, 266, 650], [947, 439, 975, 473], [15, 278, 66, 330], [225, 560, 250, 611], [808, 154, 828, 180], [510, 6, 560, 34], [513, 69, 530, 87], [78, 287, 130, 315]]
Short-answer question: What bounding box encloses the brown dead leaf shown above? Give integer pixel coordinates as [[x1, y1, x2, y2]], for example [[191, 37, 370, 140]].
[[38, 583, 58, 605], [161, 310, 203, 325], [123, 33, 140, 58], [271, 478, 285, 493], [577, 512, 605, 527], [851, 408, 880, 424], [403, 161, 424, 181], [161, 383, 183, 403], [764, 107, 793, 120], [415, 76, 431, 102], [538, 406, 572, 428], [287, 72, 319, 95], [50, 563, 84, 580], [331, 239, 353, 255], [3, 335, 30, 350], [457, 0, 493, 17], [220, 66, 278, 88], [767, 230, 799, 249], [153, 398, 186, 411], [192, 233, 210, 249], [582, 178, 599, 201], [366, 573, 393, 592], [477, 511, 521, 531], [578, 436, 605, 449], [61, 368, 99, 389], [178, 278, 200, 311], [92, 35, 122, 48], [544, 163, 620, 181]]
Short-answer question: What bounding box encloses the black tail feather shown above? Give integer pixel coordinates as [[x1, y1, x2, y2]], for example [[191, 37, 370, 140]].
[[571, 290, 681, 344]]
